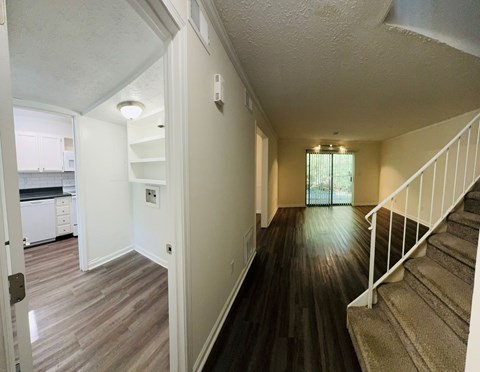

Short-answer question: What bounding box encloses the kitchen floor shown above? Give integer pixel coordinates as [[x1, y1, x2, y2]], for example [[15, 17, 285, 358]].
[[24, 237, 169, 371]]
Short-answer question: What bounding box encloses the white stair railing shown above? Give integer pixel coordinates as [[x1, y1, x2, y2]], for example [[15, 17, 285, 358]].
[[349, 112, 480, 308]]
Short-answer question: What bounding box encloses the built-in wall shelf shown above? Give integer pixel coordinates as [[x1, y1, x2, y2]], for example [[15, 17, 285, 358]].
[[127, 112, 166, 185], [128, 135, 165, 146], [130, 179, 167, 186], [129, 157, 166, 164]]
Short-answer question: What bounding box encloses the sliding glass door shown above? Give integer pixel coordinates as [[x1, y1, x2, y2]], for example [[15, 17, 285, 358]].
[[306, 152, 354, 206]]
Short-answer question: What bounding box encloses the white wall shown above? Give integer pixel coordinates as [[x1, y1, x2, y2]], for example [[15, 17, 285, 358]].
[[13, 107, 73, 138], [131, 183, 169, 267], [75, 116, 133, 269], [379, 109, 480, 223]]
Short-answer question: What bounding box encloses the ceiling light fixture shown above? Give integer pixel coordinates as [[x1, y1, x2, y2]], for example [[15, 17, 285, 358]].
[[117, 101, 145, 120]]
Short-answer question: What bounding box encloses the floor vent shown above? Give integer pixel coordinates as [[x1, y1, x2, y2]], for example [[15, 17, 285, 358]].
[[243, 226, 254, 265]]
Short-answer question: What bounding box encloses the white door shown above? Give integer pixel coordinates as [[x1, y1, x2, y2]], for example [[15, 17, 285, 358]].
[[15, 133, 39, 172], [41, 135, 64, 172], [0, 3, 34, 371]]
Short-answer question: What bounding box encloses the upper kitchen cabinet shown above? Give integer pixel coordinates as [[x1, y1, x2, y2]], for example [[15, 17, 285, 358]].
[[13, 107, 74, 173], [127, 111, 166, 185], [16, 132, 64, 172]]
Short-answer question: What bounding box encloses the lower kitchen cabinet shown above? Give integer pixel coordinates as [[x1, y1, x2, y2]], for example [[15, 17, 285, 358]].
[[55, 197, 72, 236]]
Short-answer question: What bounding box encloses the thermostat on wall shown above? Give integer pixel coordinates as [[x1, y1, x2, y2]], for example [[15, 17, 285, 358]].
[[214, 74, 224, 106]]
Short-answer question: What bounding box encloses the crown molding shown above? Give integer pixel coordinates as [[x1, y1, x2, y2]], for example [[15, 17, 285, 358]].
[[201, 0, 278, 139]]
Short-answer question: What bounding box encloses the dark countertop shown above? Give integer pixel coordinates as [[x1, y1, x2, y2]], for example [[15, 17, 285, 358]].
[[19, 187, 72, 202]]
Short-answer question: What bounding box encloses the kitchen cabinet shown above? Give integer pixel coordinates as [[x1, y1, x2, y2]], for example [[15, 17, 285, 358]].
[[16, 131, 64, 172], [127, 111, 166, 185], [55, 197, 72, 236]]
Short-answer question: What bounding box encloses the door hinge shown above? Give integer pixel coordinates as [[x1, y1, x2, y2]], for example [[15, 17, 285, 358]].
[[8, 273, 26, 305], [5, 238, 30, 247]]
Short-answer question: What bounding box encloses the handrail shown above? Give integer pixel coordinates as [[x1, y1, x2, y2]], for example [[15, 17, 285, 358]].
[[365, 112, 480, 227], [350, 111, 480, 309]]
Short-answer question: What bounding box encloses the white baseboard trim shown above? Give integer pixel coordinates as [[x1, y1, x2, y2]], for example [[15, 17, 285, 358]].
[[256, 209, 261, 214], [278, 204, 306, 208], [87, 245, 134, 270], [353, 201, 378, 207], [134, 245, 168, 269], [387, 207, 431, 228], [193, 250, 257, 371]]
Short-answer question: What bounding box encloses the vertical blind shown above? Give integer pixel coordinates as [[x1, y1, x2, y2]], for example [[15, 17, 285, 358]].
[[306, 152, 354, 206]]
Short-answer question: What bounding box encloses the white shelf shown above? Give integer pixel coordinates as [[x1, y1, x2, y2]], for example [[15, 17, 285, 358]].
[[129, 135, 165, 146], [130, 178, 166, 186], [127, 112, 166, 186], [129, 157, 166, 164]]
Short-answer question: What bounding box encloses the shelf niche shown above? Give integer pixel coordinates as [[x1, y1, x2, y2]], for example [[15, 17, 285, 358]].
[[127, 111, 166, 185]]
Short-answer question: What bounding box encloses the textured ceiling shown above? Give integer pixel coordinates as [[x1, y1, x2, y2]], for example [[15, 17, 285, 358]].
[[213, 0, 480, 141], [87, 58, 164, 125], [6, 0, 163, 114]]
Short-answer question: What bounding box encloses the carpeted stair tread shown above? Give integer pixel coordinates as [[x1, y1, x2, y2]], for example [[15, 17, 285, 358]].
[[378, 281, 466, 372], [404, 257, 472, 323], [448, 211, 480, 229], [428, 232, 476, 269], [347, 307, 417, 372], [465, 191, 480, 201], [464, 191, 480, 214]]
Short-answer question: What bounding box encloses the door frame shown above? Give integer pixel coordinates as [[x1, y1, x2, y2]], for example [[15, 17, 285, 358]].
[[0, 5, 34, 370], [128, 1, 189, 370], [256, 126, 269, 228], [1, 0, 189, 370]]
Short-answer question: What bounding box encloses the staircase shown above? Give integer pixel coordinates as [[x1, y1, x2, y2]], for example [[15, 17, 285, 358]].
[[347, 183, 479, 371]]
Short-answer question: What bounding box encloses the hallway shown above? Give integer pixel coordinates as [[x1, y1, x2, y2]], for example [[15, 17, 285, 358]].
[[204, 206, 427, 371]]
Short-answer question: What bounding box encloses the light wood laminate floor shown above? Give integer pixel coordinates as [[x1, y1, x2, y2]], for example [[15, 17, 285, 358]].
[[24, 238, 169, 371]]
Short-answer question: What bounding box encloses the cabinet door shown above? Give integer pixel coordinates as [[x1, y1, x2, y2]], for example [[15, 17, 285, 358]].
[[41, 135, 64, 172], [15, 133, 40, 172]]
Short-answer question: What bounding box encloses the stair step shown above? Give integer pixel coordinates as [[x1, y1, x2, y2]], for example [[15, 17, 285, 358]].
[[464, 191, 480, 215], [347, 306, 416, 372], [378, 281, 466, 372], [447, 211, 480, 244], [404, 257, 472, 343], [427, 232, 476, 284]]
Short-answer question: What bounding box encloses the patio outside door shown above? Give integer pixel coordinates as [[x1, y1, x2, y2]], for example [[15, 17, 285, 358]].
[[306, 152, 354, 206]]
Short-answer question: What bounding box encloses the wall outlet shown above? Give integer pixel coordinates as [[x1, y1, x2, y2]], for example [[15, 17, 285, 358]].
[[230, 259, 235, 275]]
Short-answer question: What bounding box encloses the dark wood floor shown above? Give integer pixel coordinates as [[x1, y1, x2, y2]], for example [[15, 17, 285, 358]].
[[23, 238, 169, 371], [204, 206, 428, 372]]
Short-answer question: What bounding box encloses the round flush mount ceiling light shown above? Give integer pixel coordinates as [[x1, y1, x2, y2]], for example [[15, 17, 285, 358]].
[[117, 101, 145, 120]]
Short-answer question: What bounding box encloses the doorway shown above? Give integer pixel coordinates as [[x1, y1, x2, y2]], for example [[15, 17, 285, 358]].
[[0, 0, 188, 371], [256, 126, 269, 228], [306, 152, 354, 206]]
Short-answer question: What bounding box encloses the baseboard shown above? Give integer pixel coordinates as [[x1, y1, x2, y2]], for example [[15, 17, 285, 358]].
[[278, 204, 306, 208], [134, 244, 168, 269], [353, 201, 378, 207], [256, 209, 261, 214], [383, 206, 431, 228], [193, 251, 257, 371], [87, 245, 134, 270]]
